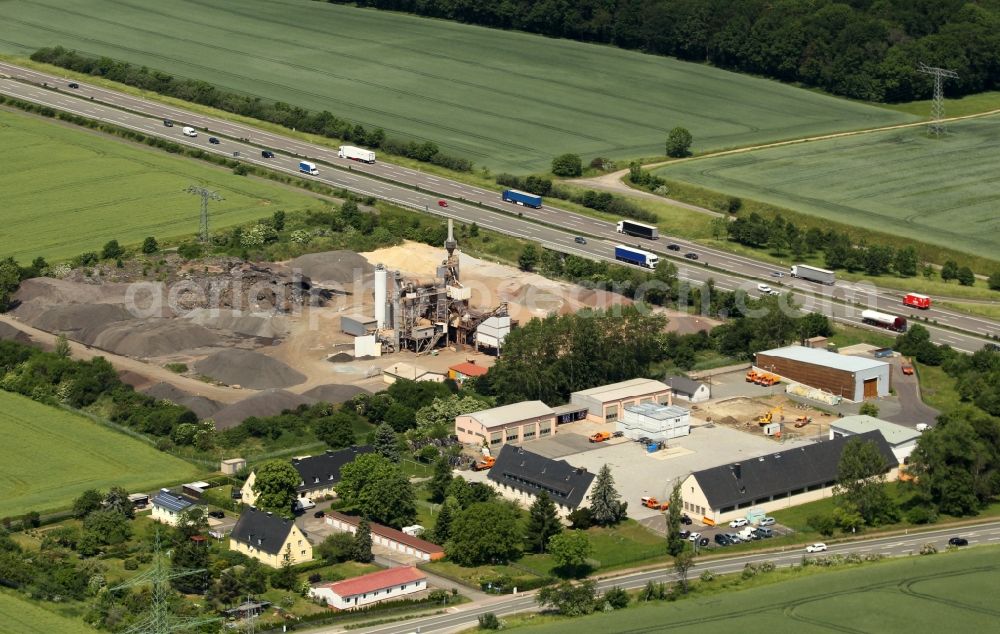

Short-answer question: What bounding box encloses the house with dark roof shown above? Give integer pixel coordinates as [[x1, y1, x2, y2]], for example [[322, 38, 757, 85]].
[[664, 375, 710, 403], [680, 431, 897, 525], [230, 506, 312, 568], [241, 446, 374, 506], [324, 512, 444, 561], [486, 445, 595, 518], [310, 567, 427, 610], [151, 489, 202, 527]]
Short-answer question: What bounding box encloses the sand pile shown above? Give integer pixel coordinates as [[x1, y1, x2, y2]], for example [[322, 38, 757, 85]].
[[302, 384, 369, 404], [194, 349, 306, 389], [94, 320, 220, 357], [184, 308, 289, 339], [212, 389, 317, 429], [13, 277, 131, 307], [143, 382, 224, 420], [361, 242, 445, 277], [0, 322, 31, 344], [291, 251, 374, 286]]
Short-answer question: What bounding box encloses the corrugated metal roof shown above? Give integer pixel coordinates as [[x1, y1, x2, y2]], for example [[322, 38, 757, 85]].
[[571, 378, 670, 402], [469, 401, 553, 428], [757, 346, 888, 373], [831, 416, 921, 445], [625, 402, 690, 420]]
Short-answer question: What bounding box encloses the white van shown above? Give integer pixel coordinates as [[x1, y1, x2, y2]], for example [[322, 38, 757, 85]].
[[182, 126, 198, 137], [293, 498, 316, 512]]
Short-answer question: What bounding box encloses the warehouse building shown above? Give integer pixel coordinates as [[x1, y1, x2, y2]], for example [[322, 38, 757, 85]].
[[680, 431, 896, 525], [455, 401, 555, 448], [310, 567, 427, 610], [486, 445, 595, 518], [754, 345, 890, 402], [570, 378, 672, 423], [830, 415, 920, 464], [617, 403, 691, 442]]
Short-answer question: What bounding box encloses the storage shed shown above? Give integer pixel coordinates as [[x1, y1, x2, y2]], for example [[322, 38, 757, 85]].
[[754, 345, 890, 402]]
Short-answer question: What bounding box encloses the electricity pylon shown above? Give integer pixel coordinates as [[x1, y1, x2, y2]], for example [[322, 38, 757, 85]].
[[917, 63, 959, 137], [184, 185, 224, 242]]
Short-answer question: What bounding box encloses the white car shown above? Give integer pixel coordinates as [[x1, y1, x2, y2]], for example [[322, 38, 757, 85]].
[[757, 284, 773, 294], [806, 543, 828, 553], [759, 516, 776, 526], [687, 532, 702, 542], [730, 518, 748, 528]]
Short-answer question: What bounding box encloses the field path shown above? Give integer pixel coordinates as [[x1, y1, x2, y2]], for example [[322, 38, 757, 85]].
[[0, 314, 250, 404], [574, 107, 1000, 211]]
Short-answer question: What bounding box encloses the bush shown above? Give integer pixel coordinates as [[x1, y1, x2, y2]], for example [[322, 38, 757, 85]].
[[478, 613, 501, 630], [906, 506, 938, 524], [602, 586, 630, 609], [807, 513, 837, 536], [551, 153, 583, 177], [123, 558, 138, 571], [177, 242, 203, 260], [920, 543, 937, 555]]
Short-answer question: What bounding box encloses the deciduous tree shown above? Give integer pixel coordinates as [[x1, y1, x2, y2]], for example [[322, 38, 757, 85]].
[[536, 580, 596, 616], [252, 460, 301, 519], [666, 482, 685, 556], [525, 492, 562, 554], [834, 438, 898, 526], [548, 530, 591, 574], [446, 501, 521, 566], [551, 153, 583, 177], [665, 127, 693, 158], [337, 454, 416, 528]]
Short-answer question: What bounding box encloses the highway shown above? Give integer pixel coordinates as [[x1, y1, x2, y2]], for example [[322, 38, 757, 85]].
[[1, 61, 996, 352], [342, 520, 1000, 634]]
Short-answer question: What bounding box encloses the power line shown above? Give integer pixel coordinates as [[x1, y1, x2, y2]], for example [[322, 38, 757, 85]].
[[184, 185, 224, 242], [917, 63, 959, 137]]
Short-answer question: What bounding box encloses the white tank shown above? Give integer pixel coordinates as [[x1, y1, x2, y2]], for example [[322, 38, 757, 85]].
[[374, 264, 387, 329]]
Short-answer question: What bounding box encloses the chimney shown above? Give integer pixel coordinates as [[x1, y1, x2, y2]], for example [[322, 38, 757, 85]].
[[733, 463, 742, 480]]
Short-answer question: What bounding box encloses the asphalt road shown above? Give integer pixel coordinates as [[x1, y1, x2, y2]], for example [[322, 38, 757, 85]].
[[343, 520, 1000, 634], [1, 62, 996, 352]]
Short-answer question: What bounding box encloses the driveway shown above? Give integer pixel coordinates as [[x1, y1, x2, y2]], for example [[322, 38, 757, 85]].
[[883, 356, 939, 427]]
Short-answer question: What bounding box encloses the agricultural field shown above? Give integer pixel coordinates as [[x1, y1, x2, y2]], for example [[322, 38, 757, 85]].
[[656, 115, 1000, 260], [524, 547, 1000, 633], [0, 391, 201, 517], [0, 108, 320, 262], [0, 591, 95, 634], [1, 0, 914, 172]]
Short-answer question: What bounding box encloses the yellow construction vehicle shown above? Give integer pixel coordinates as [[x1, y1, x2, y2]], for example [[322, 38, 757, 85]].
[[757, 406, 783, 426]]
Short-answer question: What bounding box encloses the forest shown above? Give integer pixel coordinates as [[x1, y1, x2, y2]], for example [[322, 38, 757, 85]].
[[334, 0, 1000, 102]]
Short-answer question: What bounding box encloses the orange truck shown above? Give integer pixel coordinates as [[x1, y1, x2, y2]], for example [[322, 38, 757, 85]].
[[641, 496, 669, 510], [471, 456, 495, 471], [589, 431, 611, 443]]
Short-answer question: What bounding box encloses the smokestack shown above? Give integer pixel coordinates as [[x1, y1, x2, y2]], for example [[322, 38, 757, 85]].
[[445, 218, 457, 256], [374, 264, 387, 329]]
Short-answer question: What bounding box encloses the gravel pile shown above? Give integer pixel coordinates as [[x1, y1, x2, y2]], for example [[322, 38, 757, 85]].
[[194, 349, 305, 389], [211, 389, 317, 429], [290, 251, 374, 286], [0, 322, 31, 344], [327, 352, 354, 363], [302, 384, 369, 404], [184, 308, 289, 339], [93, 321, 220, 358], [143, 382, 224, 420]]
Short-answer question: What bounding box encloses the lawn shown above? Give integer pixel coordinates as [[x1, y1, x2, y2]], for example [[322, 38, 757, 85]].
[[655, 114, 1000, 260], [0, 391, 202, 517], [522, 546, 1000, 633], [0, 591, 96, 634], [0, 0, 913, 172], [0, 108, 321, 262]]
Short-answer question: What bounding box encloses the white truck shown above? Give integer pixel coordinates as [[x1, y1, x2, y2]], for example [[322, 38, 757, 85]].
[[338, 145, 376, 164], [299, 161, 319, 175], [182, 126, 198, 137], [790, 264, 835, 285]]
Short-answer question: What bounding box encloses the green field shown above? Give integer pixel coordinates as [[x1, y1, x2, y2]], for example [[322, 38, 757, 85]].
[[0, 108, 320, 262], [1, 0, 914, 172], [0, 391, 201, 517], [0, 591, 95, 633], [656, 115, 1000, 259], [524, 547, 1000, 633]]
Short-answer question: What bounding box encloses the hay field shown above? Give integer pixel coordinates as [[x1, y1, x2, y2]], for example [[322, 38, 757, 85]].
[[0, 592, 95, 634], [656, 115, 1000, 259], [0, 108, 319, 262], [1, 0, 913, 172], [0, 391, 201, 517]]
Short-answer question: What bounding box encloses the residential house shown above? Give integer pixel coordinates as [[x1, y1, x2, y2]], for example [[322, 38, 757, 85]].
[[230, 506, 312, 568], [151, 489, 201, 527], [486, 445, 595, 518], [241, 446, 374, 506]]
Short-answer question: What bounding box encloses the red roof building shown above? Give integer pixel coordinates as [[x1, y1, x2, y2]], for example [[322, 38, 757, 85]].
[[448, 361, 488, 385], [324, 511, 445, 561], [310, 566, 427, 610]]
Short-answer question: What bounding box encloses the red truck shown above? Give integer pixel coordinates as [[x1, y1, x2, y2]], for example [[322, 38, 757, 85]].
[[903, 293, 931, 309]]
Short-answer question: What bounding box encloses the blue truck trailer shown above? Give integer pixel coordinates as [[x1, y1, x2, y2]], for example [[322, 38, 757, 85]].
[[502, 189, 543, 209], [614, 245, 659, 269], [299, 161, 319, 175]]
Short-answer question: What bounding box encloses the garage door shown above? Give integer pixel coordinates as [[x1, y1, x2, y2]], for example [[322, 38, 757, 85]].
[[863, 378, 878, 399]]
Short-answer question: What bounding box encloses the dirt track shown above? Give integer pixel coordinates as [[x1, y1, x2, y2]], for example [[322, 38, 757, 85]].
[[0, 314, 251, 404]]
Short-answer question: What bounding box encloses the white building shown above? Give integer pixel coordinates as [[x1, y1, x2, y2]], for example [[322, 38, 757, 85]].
[[381, 362, 445, 384], [150, 489, 201, 527], [829, 415, 920, 464], [311, 566, 427, 610], [570, 378, 672, 423], [617, 402, 691, 442], [664, 376, 710, 403]]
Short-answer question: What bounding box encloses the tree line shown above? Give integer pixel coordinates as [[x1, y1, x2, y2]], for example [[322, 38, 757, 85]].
[[496, 172, 659, 224], [31, 46, 473, 172], [332, 0, 1000, 102]]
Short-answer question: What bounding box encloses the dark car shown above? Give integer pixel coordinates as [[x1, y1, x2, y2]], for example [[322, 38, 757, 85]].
[[209, 137, 220, 144], [313, 510, 326, 519], [714, 534, 731, 546], [679, 530, 691, 539], [163, 119, 173, 127], [667, 243, 681, 251], [698, 537, 710, 547], [68, 82, 79, 89], [948, 537, 968, 546], [637, 436, 652, 445], [681, 514, 693, 525], [207, 510, 225, 519], [261, 150, 275, 158], [684, 252, 699, 260], [575, 236, 587, 244], [611, 430, 624, 438]]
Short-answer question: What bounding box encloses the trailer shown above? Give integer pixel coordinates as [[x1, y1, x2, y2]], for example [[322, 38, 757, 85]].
[[790, 264, 835, 285], [614, 245, 659, 269], [903, 293, 931, 309], [616, 220, 659, 240], [502, 189, 542, 208], [298, 161, 319, 175], [861, 309, 907, 332], [337, 145, 376, 163]]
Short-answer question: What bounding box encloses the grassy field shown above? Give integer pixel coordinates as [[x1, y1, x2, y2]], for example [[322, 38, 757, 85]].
[[0, 391, 201, 517], [655, 114, 1000, 260], [0, 591, 95, 634], [0, 108, 321, 262], [522, 547, 1000, 633], [1, 0, 914, 172]]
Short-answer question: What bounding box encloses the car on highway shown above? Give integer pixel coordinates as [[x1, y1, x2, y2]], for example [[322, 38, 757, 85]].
[[68, 82, 79, 89], [438, 199, 448, 207], [207, 510, 224, 519], [806, 543, 828, 553], [684, 252, 699, 260], [575, 236, 587, 244], [729, 518, 748, 528], [209, 136, 220, 144], [261, 150, 275, 158], [948, 537, 968, 546], [757, 283, 774, 294], [163, 119, 173, 127], [759, 516, 776, 526], [714, 534, 731, 546], [667, 243, 681, 251], [687, 532, 701, 542], [771, 271, 784, 277]]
